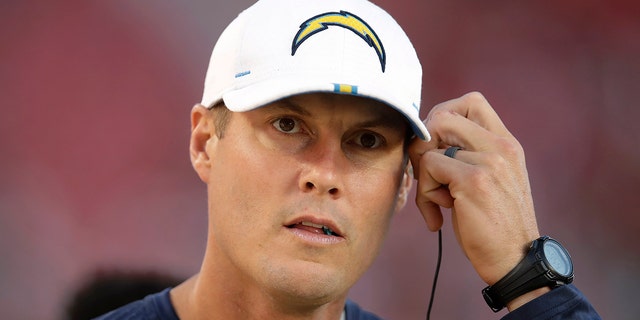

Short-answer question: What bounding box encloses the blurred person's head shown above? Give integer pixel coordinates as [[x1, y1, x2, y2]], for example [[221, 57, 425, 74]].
[[64, 270, 181, 320]]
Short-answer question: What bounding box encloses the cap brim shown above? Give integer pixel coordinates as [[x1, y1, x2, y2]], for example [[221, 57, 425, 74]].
[[220, 75, 430, 141]]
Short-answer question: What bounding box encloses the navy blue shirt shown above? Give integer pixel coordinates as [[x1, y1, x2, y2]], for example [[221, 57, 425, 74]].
[[502, 284, 601, 320], [95, 284, 599, 319]]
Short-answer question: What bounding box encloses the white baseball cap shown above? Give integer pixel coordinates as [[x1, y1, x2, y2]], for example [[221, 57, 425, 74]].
[[201, 0, 430, 140]]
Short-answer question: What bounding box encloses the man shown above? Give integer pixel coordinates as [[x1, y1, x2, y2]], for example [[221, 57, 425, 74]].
[[98, 0, 600, 319]]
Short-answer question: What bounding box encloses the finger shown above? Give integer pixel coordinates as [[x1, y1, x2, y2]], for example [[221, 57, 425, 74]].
[[426, 92, 516, 152], [417, 150, 472, 188], [413, 155, 455, 208], [410, 147, 445, 190], [426, 92, 511, 137], [411, 148, 454, 232], [408, 92, 506, 175], [424, 187, 454, 208], [408, 137, 431, 179], [408, 134, 490, 179], [416, 200, 444, 232], [435, 147, 483, 165], [427, 109, 503, 152]]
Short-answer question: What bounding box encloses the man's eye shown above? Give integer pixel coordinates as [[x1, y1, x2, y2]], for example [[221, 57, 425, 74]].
[[355, 132, 383, 148], [272, 117, 301, 133]]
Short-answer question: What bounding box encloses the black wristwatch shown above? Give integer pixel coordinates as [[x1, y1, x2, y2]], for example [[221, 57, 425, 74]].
[[481, 236, 574, 312]]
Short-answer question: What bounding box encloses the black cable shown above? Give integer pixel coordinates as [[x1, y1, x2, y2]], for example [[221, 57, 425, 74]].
[[426, 229, 442, 320]]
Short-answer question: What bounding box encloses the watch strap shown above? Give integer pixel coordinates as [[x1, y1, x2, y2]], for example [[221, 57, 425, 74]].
[[482, 236, 554, 312]]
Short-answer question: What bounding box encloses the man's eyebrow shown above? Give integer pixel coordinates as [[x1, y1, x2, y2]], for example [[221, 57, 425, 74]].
[[270, 99, 312, 116], [357, 115, 407, 130], [271, 98, 407, 130]]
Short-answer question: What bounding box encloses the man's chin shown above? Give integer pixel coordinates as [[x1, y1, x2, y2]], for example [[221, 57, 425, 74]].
[[260, 261, 351, 305]]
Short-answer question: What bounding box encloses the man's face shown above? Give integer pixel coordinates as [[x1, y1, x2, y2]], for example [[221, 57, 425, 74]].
[[200, 93, 410, 304]]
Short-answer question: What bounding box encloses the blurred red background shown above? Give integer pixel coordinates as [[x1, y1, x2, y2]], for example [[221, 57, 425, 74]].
[[1, 0, 638, 319]]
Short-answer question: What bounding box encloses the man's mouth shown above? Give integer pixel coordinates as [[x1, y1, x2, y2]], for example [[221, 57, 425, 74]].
[[287, 221, 340, 237]]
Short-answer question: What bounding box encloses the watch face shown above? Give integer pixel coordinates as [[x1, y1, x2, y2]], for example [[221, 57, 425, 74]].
[[543, 239, 573, 277]]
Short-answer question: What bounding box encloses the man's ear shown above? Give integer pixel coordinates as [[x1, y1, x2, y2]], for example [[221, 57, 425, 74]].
[[395, 164, 414, 212], [190, 104, 216, 183]]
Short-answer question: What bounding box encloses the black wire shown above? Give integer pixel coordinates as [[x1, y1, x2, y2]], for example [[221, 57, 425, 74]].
[[426, 229, 442, 320]]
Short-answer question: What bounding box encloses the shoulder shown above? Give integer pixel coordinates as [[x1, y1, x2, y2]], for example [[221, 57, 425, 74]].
[[345, 300, 384, 320], [94, 288, 179, 320]]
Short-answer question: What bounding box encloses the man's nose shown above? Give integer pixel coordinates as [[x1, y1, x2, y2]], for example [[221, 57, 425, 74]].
[[298, 139, 345, 198]]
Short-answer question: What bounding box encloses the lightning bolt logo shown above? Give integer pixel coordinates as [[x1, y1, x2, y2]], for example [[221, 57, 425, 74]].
[[292, 11, 386, 72]]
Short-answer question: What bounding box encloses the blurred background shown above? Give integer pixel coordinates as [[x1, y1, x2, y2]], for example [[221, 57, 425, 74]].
[[1, 0, 638, 319]]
